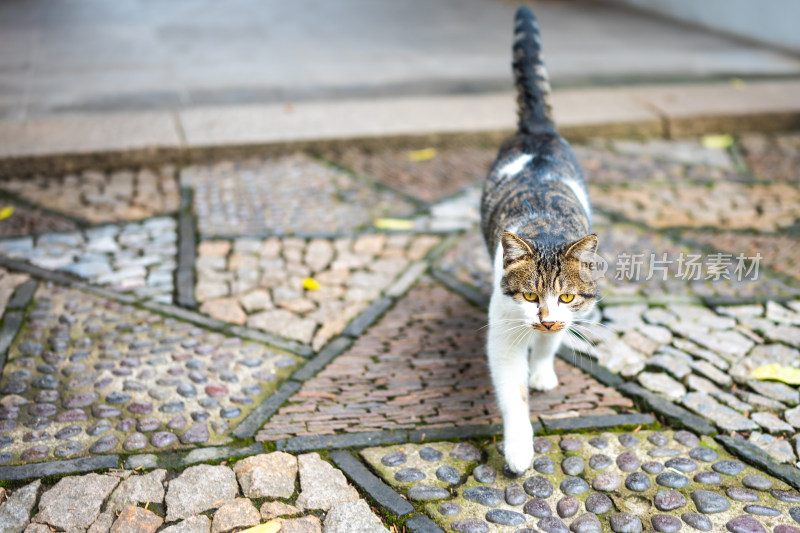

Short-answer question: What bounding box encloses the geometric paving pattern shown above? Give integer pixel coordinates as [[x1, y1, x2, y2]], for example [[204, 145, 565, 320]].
[[0, 284, 300, 466], [363, 431, 800, 533]]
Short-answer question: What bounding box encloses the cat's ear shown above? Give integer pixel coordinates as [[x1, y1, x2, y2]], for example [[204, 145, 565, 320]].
[[501, 232, 534, 267], [564, 234, 598, 260]]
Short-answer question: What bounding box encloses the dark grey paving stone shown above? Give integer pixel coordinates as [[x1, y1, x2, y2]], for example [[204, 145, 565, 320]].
[[657, 472, 690, 489], [535, 456, 556, 475], [651, 514, 682, 533], [505, 483, 526, 506], [727, 487, 760, 502], [689, 446, 719, 462], [0, 454, 119, 481], [609, 512, 642, 533], [524, 476, 554, 498], [557, 496, 579, 518], [617, 451, 640, 472], [712, 460, 746, 476], [419, 447, 442, 462], [570, 513, 601, 533], [589, 454, 612, 471], [694, 471, 723, 484], [643, 461, 664, 474], [681, 512, 712, 531], [742, 474, 773, 491], [473, 464, 496, 484], [625, 472, 651, 492], [654, 489, 686, 511], [330, 450, 414, 518], [534, 437, 554, 454], [560, 477, 590, 496], [772, 490, 800, 503], [665, 457, 698, 473], [691, 489, 730, 514], [436, 465, 461, 485], [562, 456, 584, 476], [451, 518, 489, 533], [485, 509, 525, 526], [743, 504, 780, 517], [408, 485, 450, 502], [395, 468, 425, 482], [524, 498, 552, 518], [538, 516, 569, 533]]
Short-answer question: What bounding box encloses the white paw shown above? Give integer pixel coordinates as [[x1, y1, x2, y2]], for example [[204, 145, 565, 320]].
[[529, 369, 559, 391], [504, 429, 533, 474]]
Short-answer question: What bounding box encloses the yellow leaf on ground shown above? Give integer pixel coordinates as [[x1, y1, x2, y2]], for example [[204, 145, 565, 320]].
[[239, 522, 281, 533], [730, 77, 746, 90], [752, 363, 800, 385], [0, 206, 14, 220], [701, 134, 734, 149], [373, 218, 414, 231], [302, 277, 321, 291], [407, 148, 437, 162]]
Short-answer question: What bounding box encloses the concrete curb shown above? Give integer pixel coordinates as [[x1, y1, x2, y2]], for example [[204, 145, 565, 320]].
[[2, 80, 799, 175]]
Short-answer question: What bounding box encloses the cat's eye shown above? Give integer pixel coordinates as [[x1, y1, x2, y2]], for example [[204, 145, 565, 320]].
[[559, 294, 575, 303], [523, 292, 538, 302]]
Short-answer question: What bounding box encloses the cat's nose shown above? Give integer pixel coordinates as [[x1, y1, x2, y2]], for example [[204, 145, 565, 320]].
[[541, 321, 556, 329]]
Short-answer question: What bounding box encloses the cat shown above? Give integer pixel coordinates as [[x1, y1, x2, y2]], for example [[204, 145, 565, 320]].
[[480, 6, 599, 474]]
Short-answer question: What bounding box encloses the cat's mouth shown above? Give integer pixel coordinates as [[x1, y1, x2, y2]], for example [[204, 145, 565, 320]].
[[531, 322, 565, 332]]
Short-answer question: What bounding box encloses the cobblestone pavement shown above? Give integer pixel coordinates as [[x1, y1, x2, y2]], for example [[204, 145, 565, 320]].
[[0, 134, 799, 533]]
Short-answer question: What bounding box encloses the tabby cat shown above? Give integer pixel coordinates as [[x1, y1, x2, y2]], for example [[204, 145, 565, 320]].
[[480, 6, 599, 474]]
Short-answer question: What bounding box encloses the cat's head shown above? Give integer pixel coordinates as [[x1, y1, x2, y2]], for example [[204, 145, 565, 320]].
[[500, 231, 599, 332]]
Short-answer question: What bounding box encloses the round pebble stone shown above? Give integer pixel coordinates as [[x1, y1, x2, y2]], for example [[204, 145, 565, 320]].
[[585, 493, 614, 514], [791, 507, 800, 524], [524, 476, 554, 498], [556, 496, 579, 518], [23, 430, 48, 443], [773, 490, 800, 503], [674, 431, 700, 448], [177, 383, 197, 398], [681, 512, 712, 531], [419, 447, 442, 462], [86, 419, 112, 436], [618, 434, 638, 448], [656, 472, 690, 489], [27, 403, 56, 417], [588, 437, 608, 449], [562, 456, 584, 476], [713, 460, 746, 476], [451, 442, 481, 461], [726, 487, 759, 502], [167, 415, 187, 430], [220, 407, 241, 418], [105, 392, 130, 404], [0, 436, 11, 449], [589, 454, 612, 471], [534, 438, 554, 453], [744, 505, 781, 517], [485, 509, 525, 526], [54, 441, 82, 458], [617, 451, 640, 472], [625, 472, 651, 492], [438, 502, 461, 516], [648, 448, 681, 457], [148, 387, 170, 400], [693, 471, 722, 484], [689, 447, 719, 462], [381, 451, 407, 466], [191, 411, 210, 422], [560, 438, 582, 451], [592, 472, 621, 492], [503, 464, 524, 479], [524, 498, 552, 518], [150, 431, 178, 448], [123, 433, 148, 451], [20, 445, 48, 461], [535, 456, 556, 474], [654, 489, 687, 511], [180, 423, 209, 444], [116, 418, 137, 432], [725, 515, 767, 533], [160, 401, 184, 414], [517, 529, 537, 533], [538, 516, 569, 533], [451, 519, 489, 533], [23, 416, 50, 430], [55, 425, 81, 439], [473, 464, 496, 484], [742, 475, 772, 491], [561, 477, 590, 496], [609, 512, 642, 533], [648, 432, 670, 446], [408, 485, 449, 502], [395, 468, 425, 482], [775, 527, 800, 533], [137, 417, 160, 432], [570, 513, 602, 533], [89, 435, 119, 453], [505, 483, 526, 505], [55, 409, 87, 423], [691, 490, 730, 514], [665, 457, 698, 473], [464, 486, 504, 507], [92, 405, 121, 418], [652, 514, 682, 533], [643, 461, 664, 474], [436, 465, 461, 485]]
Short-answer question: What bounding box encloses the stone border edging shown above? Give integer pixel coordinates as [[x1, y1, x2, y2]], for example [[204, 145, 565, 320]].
[[330, 450, 416, 518], [716, 435, 800, 490], [618, 383, 717, 436], [0, 454, 119, 481], [176, 187, 197, 308]]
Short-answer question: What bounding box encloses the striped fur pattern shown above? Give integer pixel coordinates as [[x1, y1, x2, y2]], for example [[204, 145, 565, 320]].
[[479, 6, 599, 474]]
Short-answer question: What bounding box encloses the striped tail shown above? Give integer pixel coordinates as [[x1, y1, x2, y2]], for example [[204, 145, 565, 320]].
[[512, 6, 555, 134]]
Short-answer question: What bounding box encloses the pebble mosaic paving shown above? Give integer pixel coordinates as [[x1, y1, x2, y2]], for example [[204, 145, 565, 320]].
[[0, 200, 78, 238], [0, 166, 180, 223], [181, 154, 418, 238], [256, 278, 634, 442], [363, 431, 800, 533], [195, 234, 441, 350], [741, 132, 800, 183], [0, 217, 178, 302], [0, 283, 301, 466]]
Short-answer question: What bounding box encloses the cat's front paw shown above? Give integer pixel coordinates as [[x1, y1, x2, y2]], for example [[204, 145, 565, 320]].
[[504, 431, 534, 474], [529, 369, 559, 391]]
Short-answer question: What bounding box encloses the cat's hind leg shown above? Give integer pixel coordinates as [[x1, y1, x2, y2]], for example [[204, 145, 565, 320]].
[[528, 330, 565, 391], [487, 323, 534, 474]]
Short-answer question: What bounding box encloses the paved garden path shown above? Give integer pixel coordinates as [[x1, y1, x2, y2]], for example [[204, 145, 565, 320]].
[[0, 132, 799, 532]]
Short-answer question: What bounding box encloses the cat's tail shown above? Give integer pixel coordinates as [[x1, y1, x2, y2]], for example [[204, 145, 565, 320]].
[[512, 6, 555, 135]]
